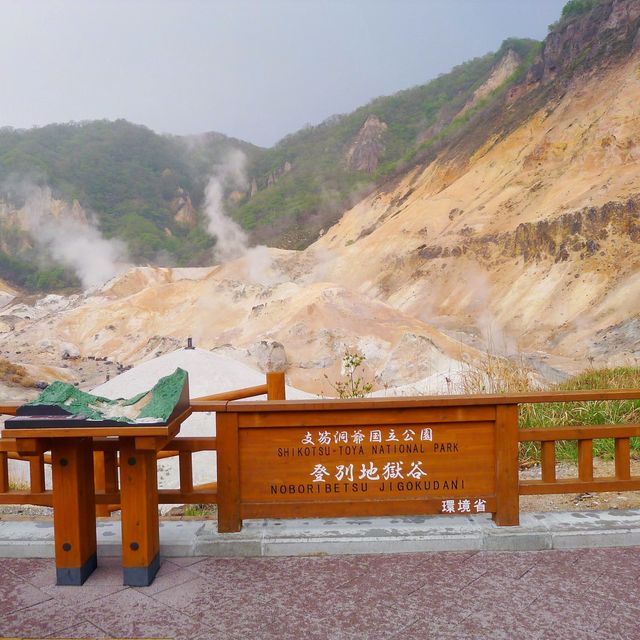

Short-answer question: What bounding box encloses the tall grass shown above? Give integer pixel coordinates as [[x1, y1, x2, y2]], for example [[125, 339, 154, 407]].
[[522, 367, 640, 463], [459, 354, 536, 395], [460, 358, 640, 464]]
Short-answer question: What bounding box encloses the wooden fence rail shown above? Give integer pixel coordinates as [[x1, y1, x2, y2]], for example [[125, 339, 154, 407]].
[[1, 384, 639, 528], [519, 423, 640, 495]]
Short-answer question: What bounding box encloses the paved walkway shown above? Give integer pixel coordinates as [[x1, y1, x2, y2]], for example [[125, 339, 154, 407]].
[[1, 547, 639, 639], [4, 510, 640, 558]]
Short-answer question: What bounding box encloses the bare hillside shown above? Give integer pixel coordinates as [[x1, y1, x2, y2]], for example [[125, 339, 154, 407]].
[[303, 38, 640, 371]]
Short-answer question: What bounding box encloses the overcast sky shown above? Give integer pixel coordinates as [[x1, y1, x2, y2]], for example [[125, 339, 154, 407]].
[[1, 0, 568, 147]]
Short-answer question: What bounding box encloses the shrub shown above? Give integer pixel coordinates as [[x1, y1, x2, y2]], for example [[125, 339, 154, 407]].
[[460, 358, 640, 463], [521, 366, 640, 463], [459, 354, 537, 395], [561, 0, 598, 20], [325, 351, 373, 399]]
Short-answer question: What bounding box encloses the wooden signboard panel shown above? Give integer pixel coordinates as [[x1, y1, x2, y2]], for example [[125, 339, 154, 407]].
[[228, 406, 499, 524]]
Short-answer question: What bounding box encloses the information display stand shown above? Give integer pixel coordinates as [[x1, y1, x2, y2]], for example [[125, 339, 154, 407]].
[[1, 415, 187, 586]]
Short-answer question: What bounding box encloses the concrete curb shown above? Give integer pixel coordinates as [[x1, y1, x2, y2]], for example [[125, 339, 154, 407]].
[[1, 510, 640, 558]]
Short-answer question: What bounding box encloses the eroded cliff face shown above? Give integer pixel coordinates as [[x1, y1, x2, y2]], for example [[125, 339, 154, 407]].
[[0, 196, 91, 256], [171, 188, 197, 229], [513, 0, 640, 100], [303, 27, 640, 371], [460, 49, 521, 116], [248, 160, 294, 198], [414, 197, 640, 265], [345, 115, 388, 173]]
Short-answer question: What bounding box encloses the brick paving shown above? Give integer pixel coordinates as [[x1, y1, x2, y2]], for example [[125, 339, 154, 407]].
[[1, 548, 640, 639]]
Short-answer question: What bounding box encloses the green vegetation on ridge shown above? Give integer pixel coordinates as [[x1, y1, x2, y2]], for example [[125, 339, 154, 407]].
[[234, 38, 540, 248], [0, 248, 78, 291], [461, 355, 640, 464], [548, 0, 604, 32], [0, 38, 539, 289], [0, 121, 242, 289], [561, 0, 600, 20]]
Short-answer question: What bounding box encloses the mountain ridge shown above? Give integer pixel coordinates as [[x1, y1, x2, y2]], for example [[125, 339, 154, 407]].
[[0, 37, 540, 290]]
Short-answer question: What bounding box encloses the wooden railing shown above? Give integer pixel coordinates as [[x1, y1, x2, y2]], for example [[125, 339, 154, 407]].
[[0, 402, 52, 506], [519, 424, 640, 494], [1, 385, 639, 521], [517, 390, 640, 496], [510, 390, 640, 495], [0, 372, 286, 512]]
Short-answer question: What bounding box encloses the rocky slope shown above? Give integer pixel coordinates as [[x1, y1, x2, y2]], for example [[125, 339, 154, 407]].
[[0, 39, 534, 288], [230, 38, 538, 248], [0, 261, 482, 396], [297, 0, 640, 371]]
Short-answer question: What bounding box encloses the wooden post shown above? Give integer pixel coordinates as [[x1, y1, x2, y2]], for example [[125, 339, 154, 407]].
[[119, 438, 160, 586], [103, 450, 119, 512], [29, 454, 45, 493], [0, 451, 9, 493], [51, 438, 97, 585], [93, 451, 109, 517], [179, 451, 193, 494], [94, 450, 119, 516], [493, 404, 519, 526], [216, 411, 241, 532], [615, 437, 631, 480], [266, 371, 286, 400], [541, 441, 556, 483], [578, 440, 594, 481]]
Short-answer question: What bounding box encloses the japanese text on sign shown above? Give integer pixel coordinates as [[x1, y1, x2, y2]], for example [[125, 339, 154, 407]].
[[238, 421, 496, 511], [302, 427, 433, 446]]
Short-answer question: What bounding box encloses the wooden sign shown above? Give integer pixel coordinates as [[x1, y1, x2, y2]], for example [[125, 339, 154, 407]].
[[239, 422, 495, 515], [215, 400, 520, 531]]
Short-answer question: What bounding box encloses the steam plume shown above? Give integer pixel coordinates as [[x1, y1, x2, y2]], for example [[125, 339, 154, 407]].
[[204, 150, 250, 262], [20, 186, 129, 290], [203, 150, 293, 287]]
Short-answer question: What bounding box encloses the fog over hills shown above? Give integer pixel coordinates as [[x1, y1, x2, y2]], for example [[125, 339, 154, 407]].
[[0, 38, 540, 289]]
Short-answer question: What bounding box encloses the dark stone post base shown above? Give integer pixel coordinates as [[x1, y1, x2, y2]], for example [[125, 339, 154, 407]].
[[56, 552, 97, 586], [122, 552, 160, 587]]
